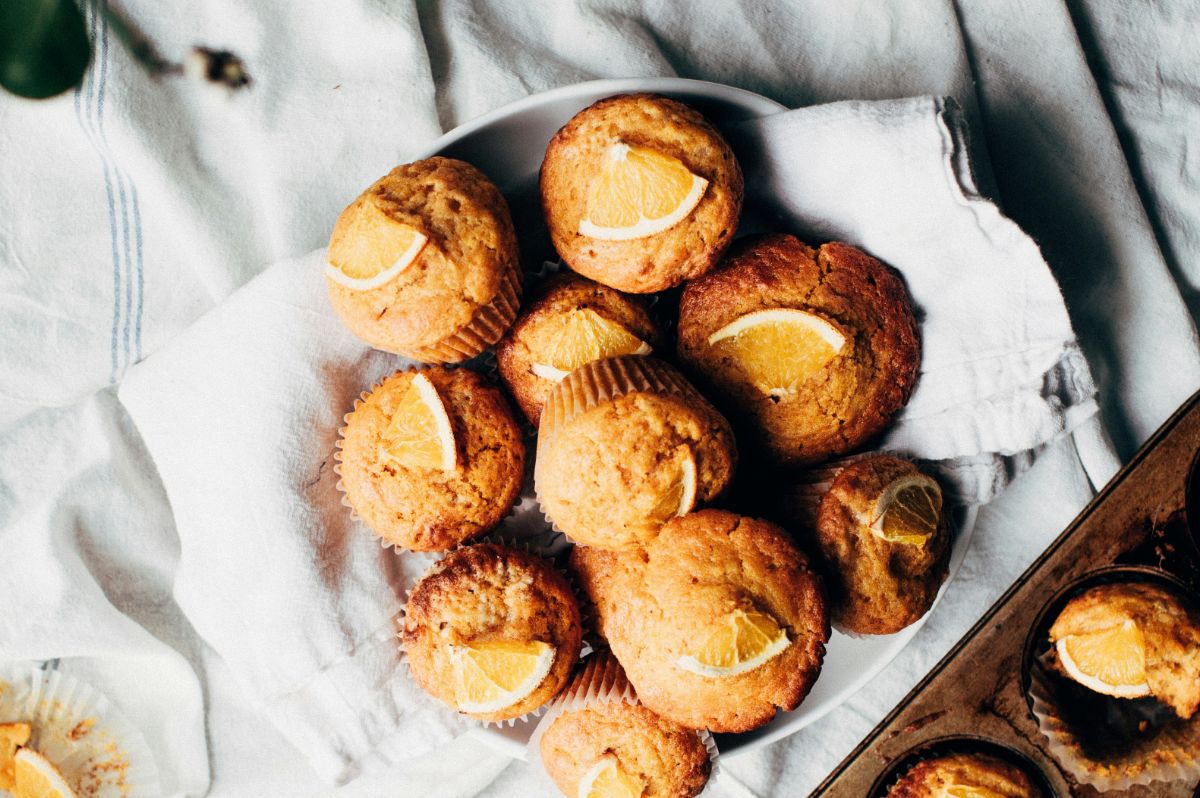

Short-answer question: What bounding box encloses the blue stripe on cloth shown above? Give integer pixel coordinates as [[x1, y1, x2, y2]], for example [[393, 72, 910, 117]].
[[131, 183, 144, 362]]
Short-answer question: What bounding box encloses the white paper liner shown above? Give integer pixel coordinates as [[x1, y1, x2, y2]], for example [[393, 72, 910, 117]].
[[1027, 653, 1200, 791], [0, 664, 162, 798]]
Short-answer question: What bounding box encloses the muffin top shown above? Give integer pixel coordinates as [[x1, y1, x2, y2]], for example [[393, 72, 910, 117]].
[[326, 157, 520, 358], [571, 509, 829, 732], [677, 234, 920, 465], [401, 544, 582, 722], [337, 367, 525, 551], [815, 456, 950, 635], [887, 752, 1041, 798], [541, 93, 742, 294], [535, 357, 736, 550], [1049, 581, 1200, 719], [539, 653, 711, 798], [496, 272, 660, 425]]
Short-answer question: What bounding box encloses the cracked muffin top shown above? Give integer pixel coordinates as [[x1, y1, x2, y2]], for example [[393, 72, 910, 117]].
[[540, 93, 742, 293], [326, 156, 522, 362], [570, 509, 829, 732], [676, 234, 920, 466], [401, 543, 582, 722], [336, 366, 524, 551], [886, 752, 1042, 798]]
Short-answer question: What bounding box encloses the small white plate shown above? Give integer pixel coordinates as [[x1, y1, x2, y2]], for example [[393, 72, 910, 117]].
[[417, 77, 977, 762]]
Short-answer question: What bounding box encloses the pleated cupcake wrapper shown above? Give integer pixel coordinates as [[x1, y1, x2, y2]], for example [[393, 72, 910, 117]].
[[533, 356, 699, 541], [395, 540, 589, 729], [403, 264, 523, 363], [525, 651, 720, 789], [786, 450, 895, 525], [1027, 652, 1200, 791], [0, 664, 162, 798]]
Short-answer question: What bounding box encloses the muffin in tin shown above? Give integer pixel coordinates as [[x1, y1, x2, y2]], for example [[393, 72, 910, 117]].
[[677, 233, 920, 466], [886, 751, 1042, 797], [541, 93, 743, 294], [571, 509, 829, 732], [336, 367, 525, 551], [496, 272, 661, 425], [326, 157, 521, 362], [401, 543, 582, 722], [814, 455, 950, 635], [535, 356, 736, 551]]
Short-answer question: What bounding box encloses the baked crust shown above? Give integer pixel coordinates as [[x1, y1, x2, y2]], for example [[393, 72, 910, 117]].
[[814, 456, 950, 635], [337, 367, 524, 551], [540, 93, 742, 293], [677, 234, 920, 465], [887, 753, 1040, 797], [326, 157, 520, 357], [570, 510, 829, 732], [495, 272, 660, 425], [402, 544, 582, 722]]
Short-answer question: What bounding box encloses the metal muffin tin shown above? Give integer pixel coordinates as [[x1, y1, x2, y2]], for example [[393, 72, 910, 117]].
[[814, 389, 1200, 797]]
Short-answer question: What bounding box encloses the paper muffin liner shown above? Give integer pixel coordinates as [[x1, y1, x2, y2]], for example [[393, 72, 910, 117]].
[[404, 263, 522, 363], [1027, 651, 1200, 791], [526, 651, 720, 793], [395, 540, 586, 730], [783, 451, 884, 527], [0, 664, 162, 798]]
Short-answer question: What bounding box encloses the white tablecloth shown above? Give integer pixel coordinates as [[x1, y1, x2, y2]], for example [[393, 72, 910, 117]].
[[1, 1, 1198, 796]]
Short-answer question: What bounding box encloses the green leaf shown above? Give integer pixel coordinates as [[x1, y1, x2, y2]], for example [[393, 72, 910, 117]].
[[0, 0, 91, 99]]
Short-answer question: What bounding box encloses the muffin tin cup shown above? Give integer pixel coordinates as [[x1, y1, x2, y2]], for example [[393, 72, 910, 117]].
[[867, 735, 1055, 798], [0, 663, 163, 798], [1021, 565, 1200, 792], [403, 262, 524, 364]]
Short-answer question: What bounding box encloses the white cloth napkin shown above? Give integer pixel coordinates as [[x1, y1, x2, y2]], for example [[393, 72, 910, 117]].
[[114, 94, 1103, 785]]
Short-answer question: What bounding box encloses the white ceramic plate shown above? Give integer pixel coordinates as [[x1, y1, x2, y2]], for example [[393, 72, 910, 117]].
[[415, 78, 977, 762]]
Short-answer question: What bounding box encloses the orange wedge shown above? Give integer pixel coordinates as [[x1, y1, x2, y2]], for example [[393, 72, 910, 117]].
[[13, 748, 77, 798], [380, 372, 457, 473], [327, 199, 428, 291], [646, 450, 698, 527], [450, 640, 556, 714], [707, 308, 846, 396], [940, 785, 1012, 798], [868, 473, 942, 546], [0, 722, 32, 791], [577, 754, 643, 798], [1056, 619, 1150, 699], [579, 143, 708, 241], [676, 608, 790, 677], [529, 308, 652, 381]]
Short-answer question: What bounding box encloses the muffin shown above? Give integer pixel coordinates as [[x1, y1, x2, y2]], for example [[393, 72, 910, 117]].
[[537, 653, 712, 798], [814, 456, 950, 635], [677, 234, 921, 466], [401, 543, 582, 722], [535, 356, 737, 550], [541, 93, 743, 294], [496, 272, 661, 425], [571, 509, 829, 732], [886, 752, 1041, 797], [1048, 582, 1200, 718], [325, 157, 522, 361], [336, 367, 524, 551]]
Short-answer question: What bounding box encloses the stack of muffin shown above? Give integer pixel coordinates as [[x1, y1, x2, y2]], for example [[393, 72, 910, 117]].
[[325, 94, 955, 798]]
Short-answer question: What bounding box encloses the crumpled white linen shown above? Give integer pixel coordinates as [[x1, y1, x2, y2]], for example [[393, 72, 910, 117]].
[[114, 92, 1099, 786]]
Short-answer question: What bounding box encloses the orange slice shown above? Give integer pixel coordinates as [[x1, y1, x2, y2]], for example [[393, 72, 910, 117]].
[[579, 143, 708, 241], [0, 722, 32, 791], [940, 786, 1012, 798], [327, 199, 428, 291], [13, 748, 77, 798], [646, 450, 698, 526], [379, 372, 457, 473], [1056, 619, 1150, 699], [706, 308, 846, 396], [867, 473, 942, 547], [676, 608, 790, 677], [577, 754, 644, 798], [528, 308, 652, 381], [449, 640, 556, 714]]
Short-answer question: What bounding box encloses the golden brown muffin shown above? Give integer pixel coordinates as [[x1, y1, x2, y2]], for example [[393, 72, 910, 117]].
[[401, 544, 582, 722], [1048, 582, 1200, 719], [887, 752, 1041, 797], [336, 367, 524, 551], [496, 272, 661, 425], [535, 356, 736, 551], [539, 653, 711, 798], [571, 510, 829, 732], [326, 157, 521, 361], [677, 234, 920, 465], [541, 94, 742, 293], [814, 456, 950, 635]]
